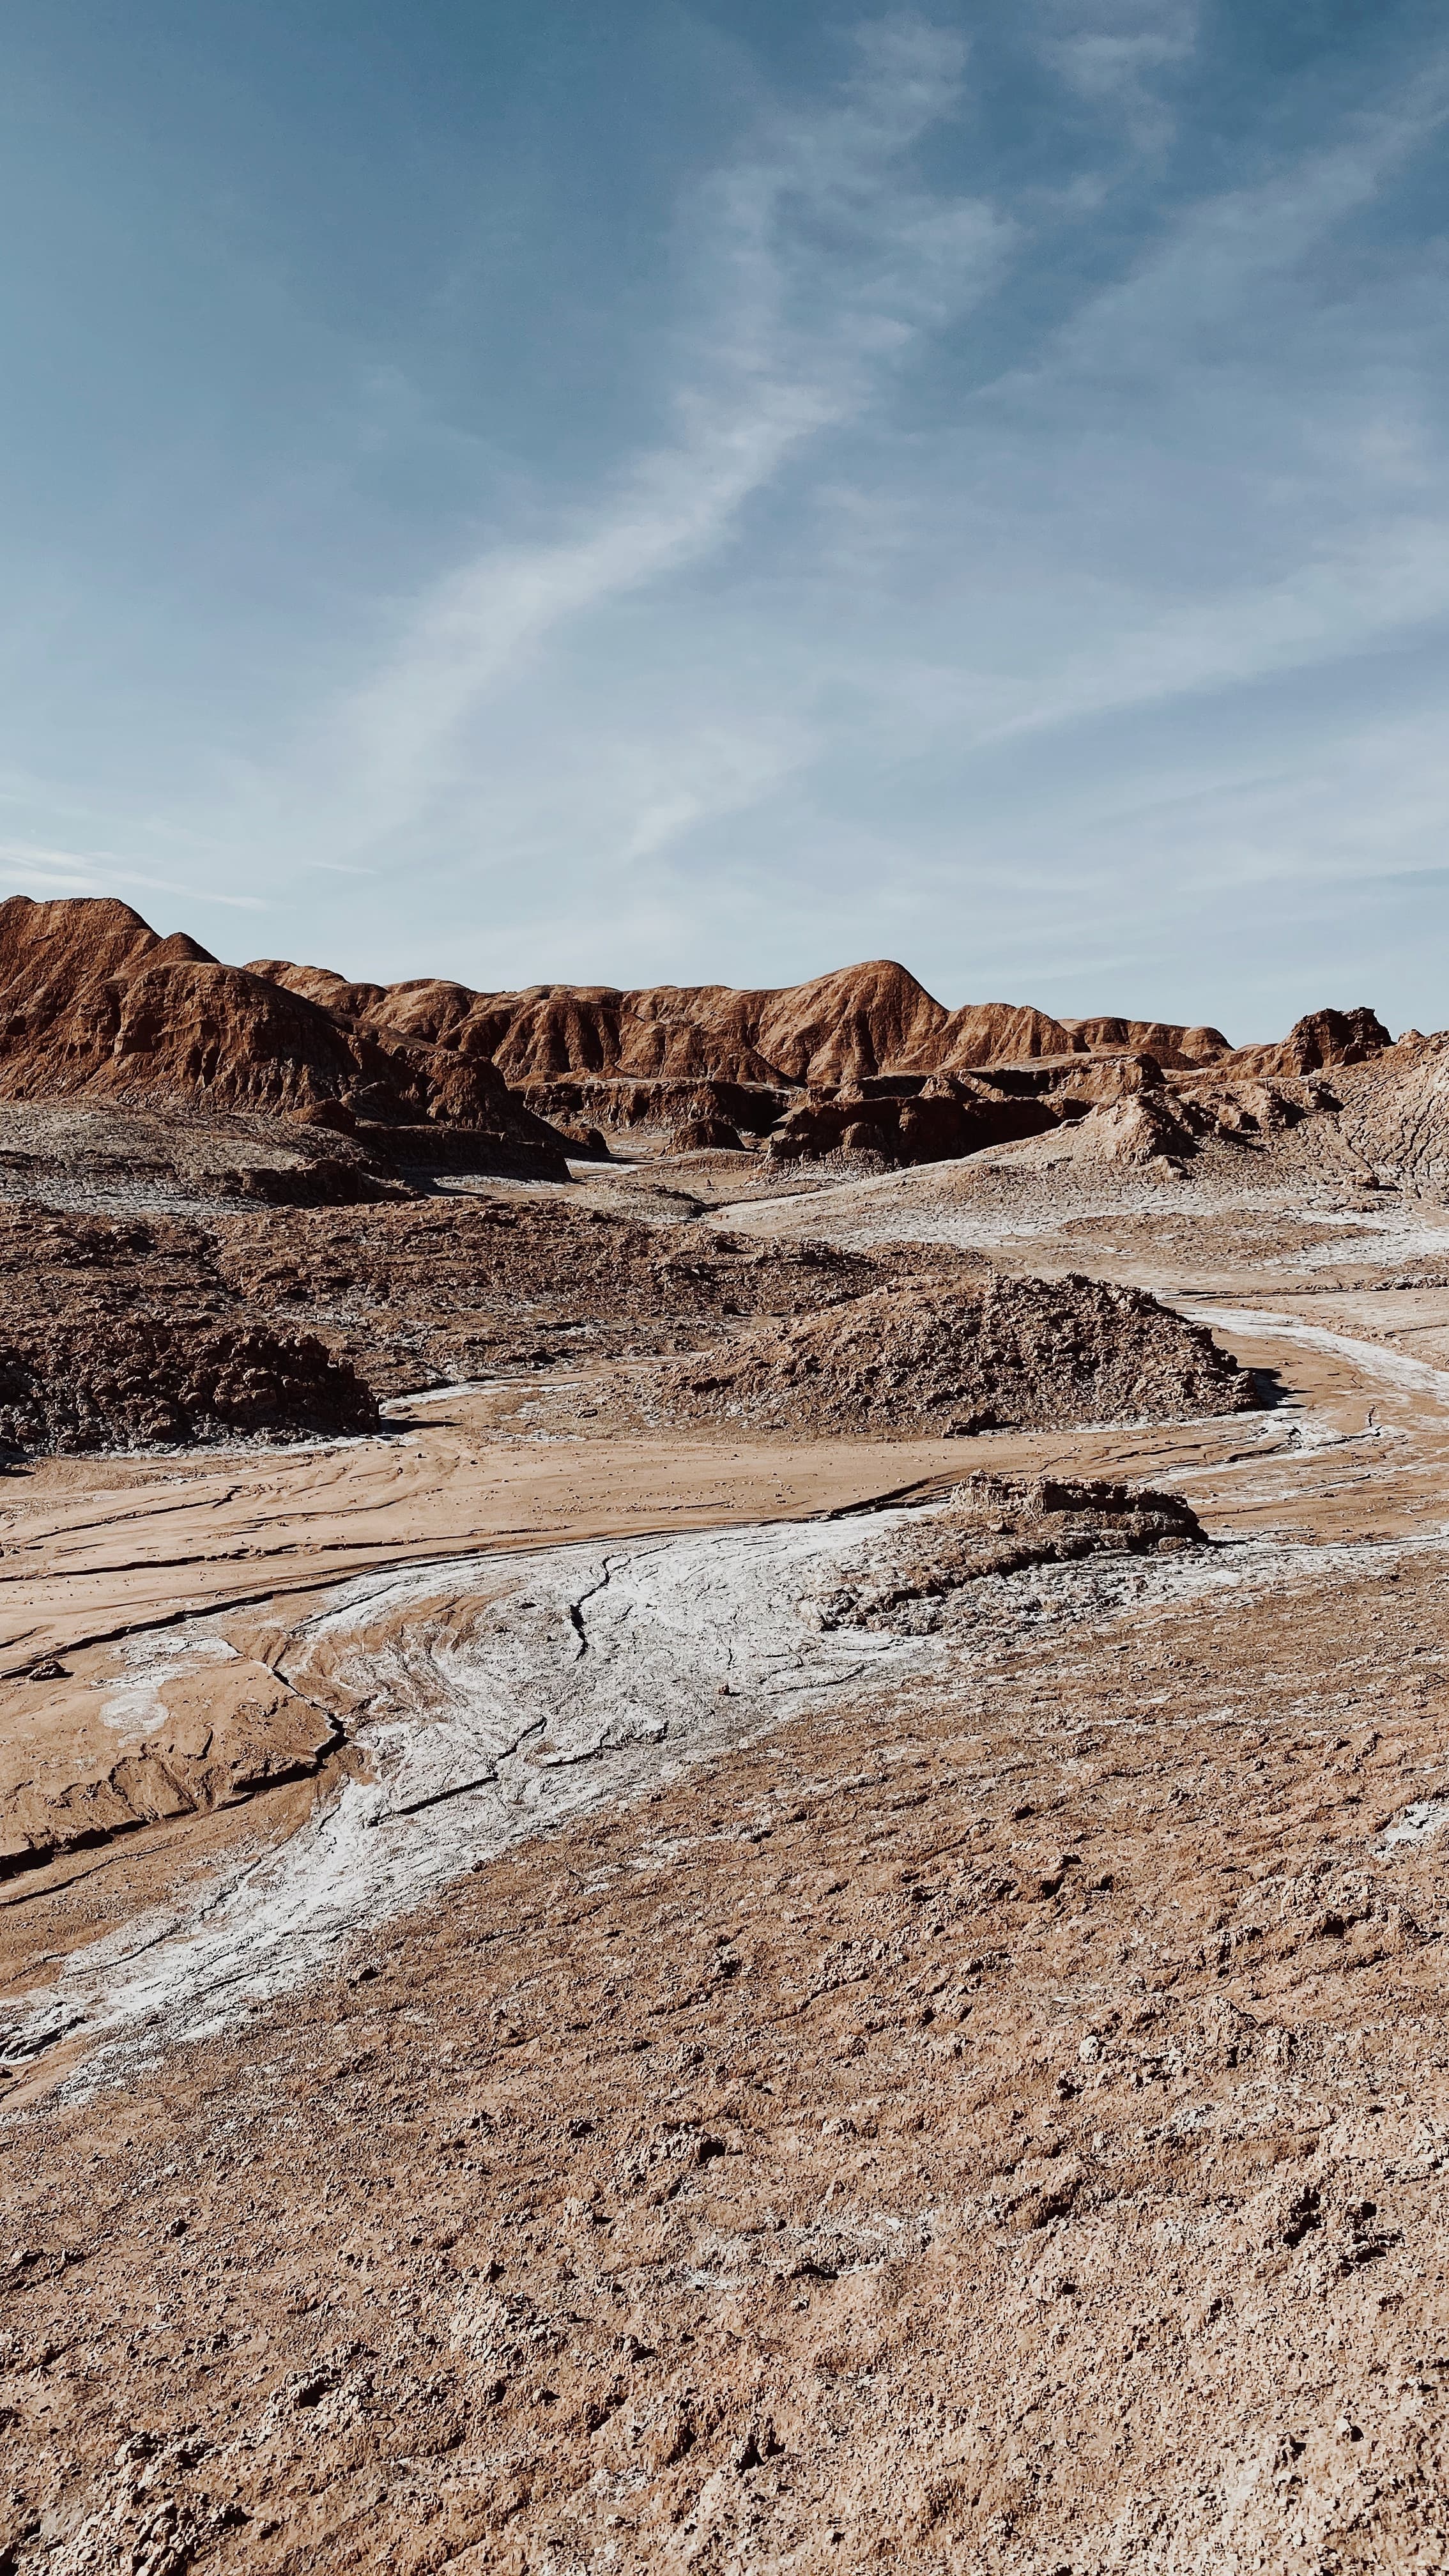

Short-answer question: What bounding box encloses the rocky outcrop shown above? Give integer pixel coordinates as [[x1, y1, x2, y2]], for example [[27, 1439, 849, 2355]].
[[765, 1078, 1068, 1167], [0, 1319, 378, 1455], [0, 900, 569, 1175], [650, 1273, 1255, 1438], [516, 1076, 788, 1140], [1308, 1033, 1449, 1193], [669, 1116, 746, 1153], [1222, 1006, 1393, 1080], [816, 1475, 1208, 1632]]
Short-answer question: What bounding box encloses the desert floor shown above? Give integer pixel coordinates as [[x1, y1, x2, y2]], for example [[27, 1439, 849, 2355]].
[[5, 1166, 1449, 2572]]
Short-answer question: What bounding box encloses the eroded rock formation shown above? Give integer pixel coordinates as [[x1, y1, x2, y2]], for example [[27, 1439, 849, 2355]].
[[0, 898, 569, 1176], [0, 900, 1411, 1179]]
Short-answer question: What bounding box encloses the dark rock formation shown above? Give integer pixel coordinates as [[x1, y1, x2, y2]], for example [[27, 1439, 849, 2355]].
[[0, 1320, 378, 1455], [652, 1273, 1256, 1438]]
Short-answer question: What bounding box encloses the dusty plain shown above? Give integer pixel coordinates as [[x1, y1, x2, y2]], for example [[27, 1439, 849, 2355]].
[[4, 1164, 1449, 2573], [4, 916, 1449, 2572]]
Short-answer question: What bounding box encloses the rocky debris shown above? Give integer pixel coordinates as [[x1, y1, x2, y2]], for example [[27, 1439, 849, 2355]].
[[0, 1209, 379, 1453], [518, 1076, 788, 1142], [1042, 1033, 1449, 1199], [0, 898, 570, 1174], [651, 1272, 1255, 1436], [975, 1078, 1325, 1179], [0, 1321, 378, 1456], [215, 1202, 991, 1392], [0, 1199, 993, 1443], [765, 1077, 1067, 1167], [1172, 1075, 1312, 1139], [1022, 1096, 1204, 1172], [816, 1475, 1207, 1632]]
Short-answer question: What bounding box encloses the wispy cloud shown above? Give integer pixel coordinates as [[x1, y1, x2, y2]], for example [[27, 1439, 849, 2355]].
[[1034, 0, 1199, 153], [0, 841, 266, 910], [4, 3, 1448, 1027], [333, 17, 1008, 853]]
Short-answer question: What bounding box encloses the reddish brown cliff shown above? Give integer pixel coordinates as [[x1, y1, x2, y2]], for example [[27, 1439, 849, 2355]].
[[247, 953, 1245, 1098], [0, 900, 568, 1174], [0, 902, 1403, 1179]]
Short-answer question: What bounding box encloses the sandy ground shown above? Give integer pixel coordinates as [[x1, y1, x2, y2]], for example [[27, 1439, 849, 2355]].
[[7, 1172, 1449, 2569]]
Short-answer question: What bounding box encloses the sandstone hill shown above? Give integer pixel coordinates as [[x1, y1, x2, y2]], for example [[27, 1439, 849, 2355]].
[[249, 950, 1235, 1094], [0, 898, 569, 1178], [246, 941, 1407, 1170], [0, 898, 1416, 1179]]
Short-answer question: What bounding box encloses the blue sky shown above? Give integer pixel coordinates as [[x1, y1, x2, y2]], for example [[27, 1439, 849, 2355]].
[[1, 0, 1446, 1037]]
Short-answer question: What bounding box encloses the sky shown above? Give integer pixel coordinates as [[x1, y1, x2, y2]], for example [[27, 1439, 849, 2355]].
[[1, 0, 1446, 1038]]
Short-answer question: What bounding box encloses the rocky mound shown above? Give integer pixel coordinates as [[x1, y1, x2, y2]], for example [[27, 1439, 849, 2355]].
[[987, 1096, 1204, 1174], [668, 1115, 744, 1153], [217, 1204, 992, 1390], [0, 1207, 378, 1452], [0, 1317, 377, 1455], [818, 1473, 1208, 1632], [652, 1273, 1254, 1436], [1221, 1005, 1392, 1080], [0, 1199, 993, 1445]]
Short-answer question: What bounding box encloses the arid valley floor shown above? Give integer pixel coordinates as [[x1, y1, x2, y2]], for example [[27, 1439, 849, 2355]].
[[4, 903, 1449, 2572]]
